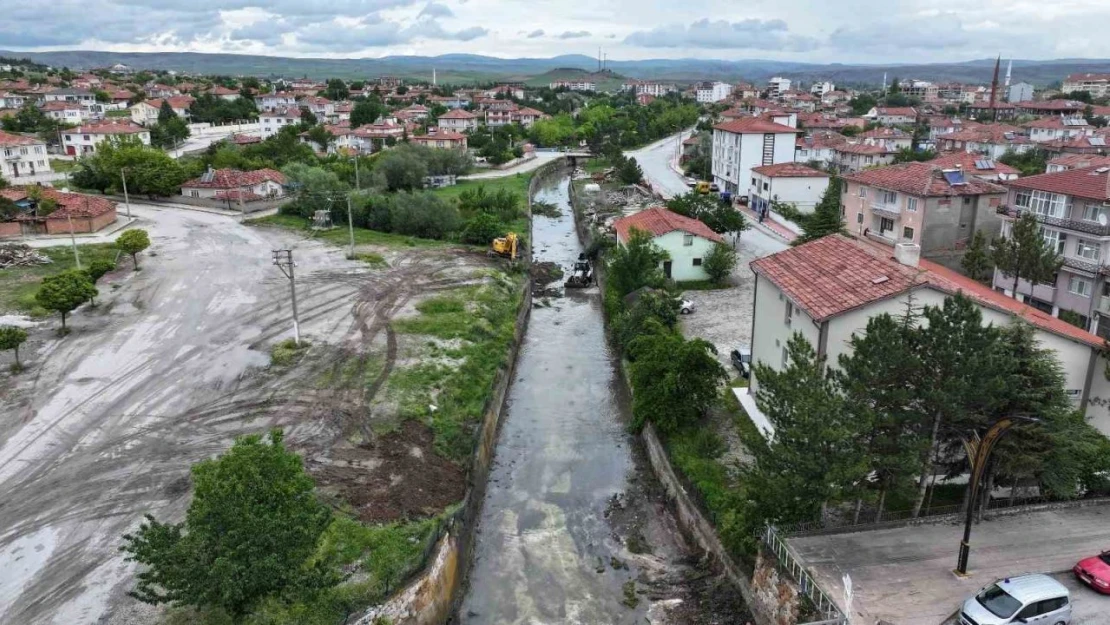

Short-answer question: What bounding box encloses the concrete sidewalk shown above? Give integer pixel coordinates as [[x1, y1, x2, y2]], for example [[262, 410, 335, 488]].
[[459, 152, 564, 179], [789, 504, 1110, 625]]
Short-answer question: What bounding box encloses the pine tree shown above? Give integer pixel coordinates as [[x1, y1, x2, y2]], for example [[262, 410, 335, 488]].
[[961, 230, 993, 283], [793, 176, 845, 246], [991, 212, 1062, 300]]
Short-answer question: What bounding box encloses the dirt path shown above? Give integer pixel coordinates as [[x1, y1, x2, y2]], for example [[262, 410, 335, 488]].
[[0, 204, 496, 625]]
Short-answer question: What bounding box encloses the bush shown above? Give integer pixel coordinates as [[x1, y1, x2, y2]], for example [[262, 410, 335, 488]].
[[387, 192, 459, 240], [702, 243, 738, 285], [271, 338, 308, 366], [460, 213, 505, 245]]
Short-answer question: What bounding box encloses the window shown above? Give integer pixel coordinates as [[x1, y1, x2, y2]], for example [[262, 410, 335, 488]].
[[879, 217, 895, 233], [1076, 239, 1100, 261], [1040, 227, 1067, 254], [65, 135, 72, 141], [963, 196, 973, 205], [784, 301, 793, 328], [189, 190, 200, 198], [19, 147, 27, 155], [856, 212, 864, 224], [1037, 598, 1068, 614], [781, 346, 789, 369], [763, 182, 769, 191], [1027, 190, 1066, 218], [880, 190, 897, 205], [752, 177, 757, 187], [692, 258, 702, 266], [683, 234, 694, 246], [907, 197, 918, 212], [1069, 276, 1092, 297], [903, 226, 915, 240], [1083, 204, 1104, 222], [858, 187, 867, 198]]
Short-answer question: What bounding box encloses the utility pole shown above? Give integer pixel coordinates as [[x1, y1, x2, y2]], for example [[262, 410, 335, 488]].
[[272, 249, 301, 346], [68, 211, 82, 270], [346, 195, 355, 259], [353, 155, 360, 190], [120, 168, 132, 219]]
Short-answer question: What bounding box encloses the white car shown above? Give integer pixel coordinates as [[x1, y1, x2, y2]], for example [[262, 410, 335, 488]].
[[684, 176, 697, 187], [960, 574, 1071, 625], [678, 298, 695, 314]]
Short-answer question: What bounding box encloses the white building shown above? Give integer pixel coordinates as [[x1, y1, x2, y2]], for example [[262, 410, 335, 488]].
[[43, 88, 97, 107], [1008, 82, 1035, 103], [0, 130, 51, 181], [863, 107, 919, 126], [436, 108, 479, 133], [1062, 73, 1110, 98], [711, 117, 800, 195], [549, 81, 596, 92], [695, 81, 733, 103], [768, 77, 791, 97], [180, 167, 287, 203], [747, 234, 1110, 437], [809, 81, 835, 96], [622, 81, 678, 97], [612, 207, 724, 282], [255, 92, 298, 112], [61, 122, 151, 155], [260, 108, 303, 139], [749, 162, 830, 216]]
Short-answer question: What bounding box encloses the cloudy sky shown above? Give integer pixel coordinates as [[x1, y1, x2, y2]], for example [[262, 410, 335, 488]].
[[2, 0, 1109, 63]]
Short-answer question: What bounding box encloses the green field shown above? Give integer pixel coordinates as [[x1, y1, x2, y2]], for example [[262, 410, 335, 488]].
[[244, 214, 448, 249], [428, 174, 532, 202], [0, 244, 122, 315]]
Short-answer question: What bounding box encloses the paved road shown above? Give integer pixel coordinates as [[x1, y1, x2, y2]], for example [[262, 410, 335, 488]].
[[627, 130, 692, 199], [0, 204, 364, 624], [790, 505, 1110, 625], [460, 151, 566, 180]]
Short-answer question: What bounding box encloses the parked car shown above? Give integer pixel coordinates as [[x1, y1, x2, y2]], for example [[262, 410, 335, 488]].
[[684, 176, 697, 187], [730, 347, 751, 378], [709, 182, 720, 192], [1074, 551, 1110, 594], [960, 574, 1071, 625], [678, 298, 695, 314]]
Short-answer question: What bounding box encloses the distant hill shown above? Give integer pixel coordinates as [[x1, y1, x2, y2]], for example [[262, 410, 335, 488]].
[[2, 50, 1108, 88], [524, 68, 627, 91]]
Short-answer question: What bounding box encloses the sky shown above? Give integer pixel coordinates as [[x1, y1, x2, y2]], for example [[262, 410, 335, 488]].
[[2, 0, 1109, 63]]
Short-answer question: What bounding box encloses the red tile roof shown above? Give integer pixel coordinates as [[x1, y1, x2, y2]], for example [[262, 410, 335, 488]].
[[411, 130, 466, 142], [438, 108, 477, 119], [71, 121, 147, 135], [875, 107, 918, 117], [1, 187, 116, 219], [613, 207, 724, 244], [0, 129, 42, 146], [1006, 166, 1110, 202], [751, 162, 829, 178], [1016, 100, 1086, 112], [751, 234, 1103, 348], [925, 152, 1018, 176], [713, 118, 799, 134], [1023, 116, 1088, 130], [182, 168, 286, 190], [144, 96, 195, 110], [835, 143, 893, 155], [1047, 154, 1110, 170], [1065, 73, 1110, 82], [844, 162, 1006, 197]]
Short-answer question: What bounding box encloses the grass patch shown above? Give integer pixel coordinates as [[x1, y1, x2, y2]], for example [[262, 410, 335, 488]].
[[428, 173, 532, 203], [245, 214, 444, 249], [0, 244, 121, 315], [354, 252, 386, 267], [270, 338, 309, 367], [389, 273, 524, 459], [582, 157, 611, 175], [49, 158, 77, 173]]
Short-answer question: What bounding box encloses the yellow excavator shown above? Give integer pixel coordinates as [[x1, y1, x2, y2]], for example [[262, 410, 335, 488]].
[[489, 232, 519, 261]]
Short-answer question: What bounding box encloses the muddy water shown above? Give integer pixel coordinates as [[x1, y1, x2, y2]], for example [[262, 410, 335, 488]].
[[458, 176, 654, 624]]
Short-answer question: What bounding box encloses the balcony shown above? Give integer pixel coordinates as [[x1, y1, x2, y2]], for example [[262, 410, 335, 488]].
[[998, 205, 1110, 237], [871, 202, 901, 217]]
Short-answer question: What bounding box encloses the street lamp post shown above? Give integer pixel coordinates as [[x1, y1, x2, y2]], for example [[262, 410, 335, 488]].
[[272, 249, 300, 346], [120, 168, 132, 219], [954, 416, 1036, 576]]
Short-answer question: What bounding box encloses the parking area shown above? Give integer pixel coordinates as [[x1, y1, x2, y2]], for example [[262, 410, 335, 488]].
[[788, 505, 1110, 625]]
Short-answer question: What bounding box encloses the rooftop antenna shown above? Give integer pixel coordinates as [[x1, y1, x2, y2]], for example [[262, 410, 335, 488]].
[[988, 55, 1001, 122]]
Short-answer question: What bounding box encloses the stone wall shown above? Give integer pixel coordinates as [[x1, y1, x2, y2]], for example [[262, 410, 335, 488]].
[[751, 550, 802, 625]]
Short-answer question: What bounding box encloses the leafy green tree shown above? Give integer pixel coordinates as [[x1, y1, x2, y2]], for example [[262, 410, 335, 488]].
[[460, 212, 504, 245], [628, 331, 726, 433], [350, 99, 386, 128], [999, 148, 1048, 177], [793, 176, 845, 245], [121, 430, 335, 620], [751, 334, 869, 523], [70, 136, 188, 197], [892, 147, 936, 163], [116, 228, 152, 270], [457, 186, 521, 222], [280, 163, 349, 221], [991, 212, 1062, 300], [848, 93, 878, 116], [83, 259, 116, 305], [606, 228, 668, 296], [323, 78, 348, 101], [298, 107, 317, 127], [372, 148, 427, 192], [0, 325, 28, 369], [386, 192, 459, 239], [151, 113, 191, 150], [962, 230, 993, 282], [702, 242, 737, 285], [616, 156, 644, 185], [157, 100, 176, 124], [614, 290, 679, 352], [665, 193, 747, 240], [303, 125, 334, 152], [36, 270, 97, 331]]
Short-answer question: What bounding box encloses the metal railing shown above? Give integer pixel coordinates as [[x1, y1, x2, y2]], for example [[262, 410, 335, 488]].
[[998, 204, 1110, 237], [762, 525, 847, 625]]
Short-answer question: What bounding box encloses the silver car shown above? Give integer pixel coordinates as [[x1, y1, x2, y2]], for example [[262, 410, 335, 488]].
[[960, 574, 1071, 625]]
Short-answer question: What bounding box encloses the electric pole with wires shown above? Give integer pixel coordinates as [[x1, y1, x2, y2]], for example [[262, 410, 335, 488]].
[[271, 249, 301, 346]]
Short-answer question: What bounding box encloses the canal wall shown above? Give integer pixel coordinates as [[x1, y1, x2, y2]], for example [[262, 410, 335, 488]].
[[355, 159, 567, 625]]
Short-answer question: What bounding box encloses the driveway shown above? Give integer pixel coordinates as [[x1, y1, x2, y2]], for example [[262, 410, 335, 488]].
[[788, 505, 1110, 625]]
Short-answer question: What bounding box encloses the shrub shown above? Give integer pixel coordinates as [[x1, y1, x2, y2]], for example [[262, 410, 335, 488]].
[[460, 213, 505, 245]]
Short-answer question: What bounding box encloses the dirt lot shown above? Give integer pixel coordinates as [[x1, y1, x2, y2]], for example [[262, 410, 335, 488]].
[[0, 204, 512, 625], [677, 228, 787, 370]]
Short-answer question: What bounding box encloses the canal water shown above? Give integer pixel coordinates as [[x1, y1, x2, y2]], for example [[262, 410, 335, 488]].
[[457, 174, 745, 624]]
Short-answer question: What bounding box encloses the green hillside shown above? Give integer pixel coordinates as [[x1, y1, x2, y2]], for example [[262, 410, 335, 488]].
[[523, 68, 627, 92]]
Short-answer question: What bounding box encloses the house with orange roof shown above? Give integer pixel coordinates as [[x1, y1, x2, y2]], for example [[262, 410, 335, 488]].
[[0, 130, 52, 182], [61, 121, 151, 155], [612, 207, 724, 282], [1, 187, 118, 237], [747, 234, 1110, 436]]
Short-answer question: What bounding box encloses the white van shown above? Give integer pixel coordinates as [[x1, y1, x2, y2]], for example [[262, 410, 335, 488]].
[[960, 574, 1071, 625]]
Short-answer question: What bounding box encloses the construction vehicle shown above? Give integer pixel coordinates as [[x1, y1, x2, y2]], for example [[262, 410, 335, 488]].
[[488, 232, 519, 261], [695, 181, 711, 194], [564, 253, 594, 288]]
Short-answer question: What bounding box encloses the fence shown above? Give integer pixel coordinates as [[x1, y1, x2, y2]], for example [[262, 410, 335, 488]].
[[762, 525, 847, 625]]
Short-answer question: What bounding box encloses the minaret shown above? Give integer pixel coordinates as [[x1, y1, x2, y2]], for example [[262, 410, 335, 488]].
[[1004, 59, 1012, 90], [988, 55, 1001, 122], [881, 72, 887, 93], [433, 68, 437, 87]]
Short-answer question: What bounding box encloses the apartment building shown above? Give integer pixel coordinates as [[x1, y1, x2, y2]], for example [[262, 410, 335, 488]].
[[1024, 116, 1091, 143], [711, 117, 799, 195], [994, 166, 1110, 337], [549, 81, 596, 92], [1062, 73, 1110, 98], [695, 81, 733, 103], [767, 77, 791, 97], [260, 108, 303, 139], [842, 162, 1006, 255]]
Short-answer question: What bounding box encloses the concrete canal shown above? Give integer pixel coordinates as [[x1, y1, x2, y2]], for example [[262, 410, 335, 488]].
[[457, 173, 748, 624]]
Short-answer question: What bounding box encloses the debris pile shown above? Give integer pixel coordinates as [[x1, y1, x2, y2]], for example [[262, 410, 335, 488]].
[[0, 244, 52, 269], [529, 261, 564, 286]]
